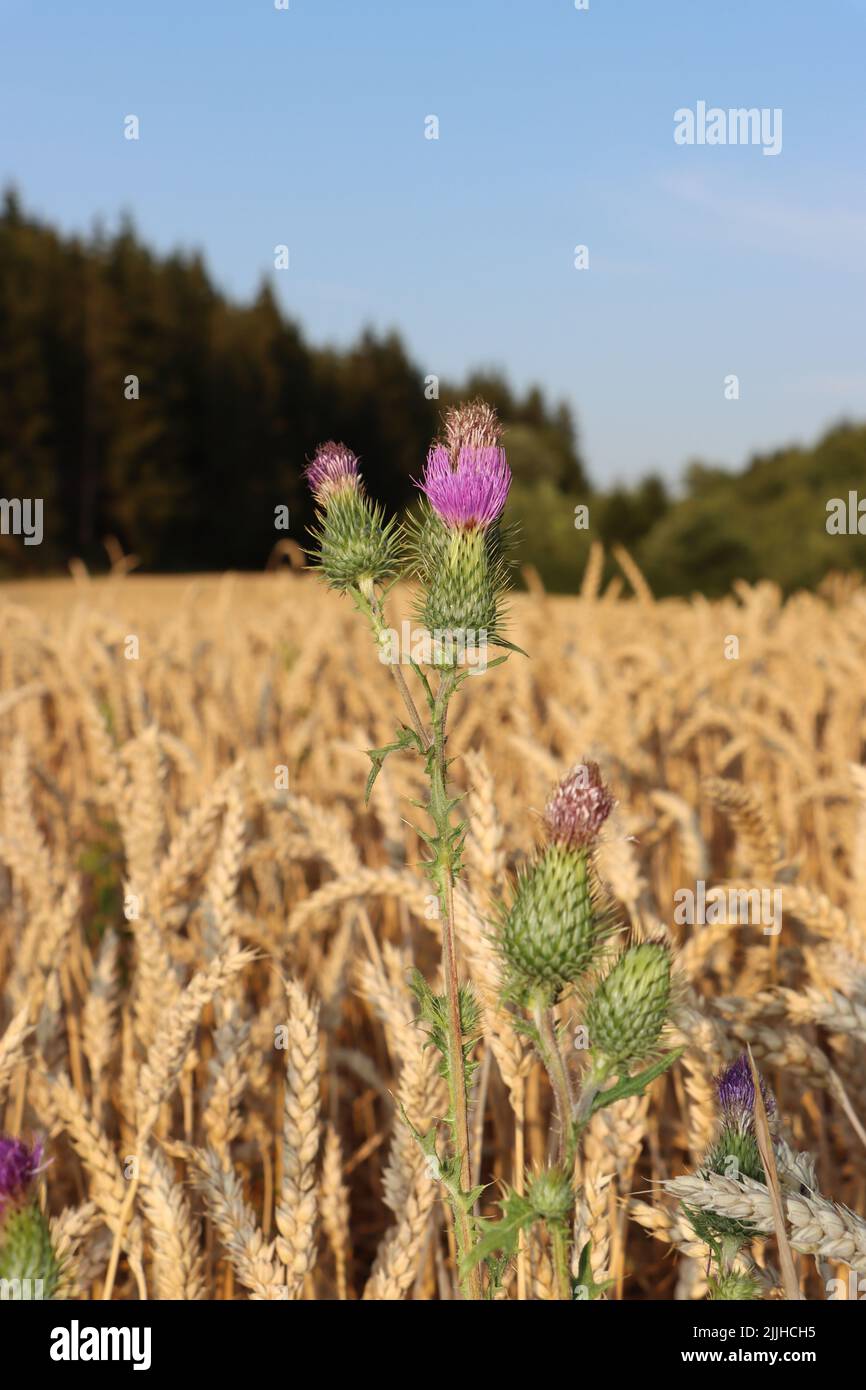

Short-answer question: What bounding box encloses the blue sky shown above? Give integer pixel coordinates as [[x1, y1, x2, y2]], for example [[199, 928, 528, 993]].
[[3, 0, 865, 486]]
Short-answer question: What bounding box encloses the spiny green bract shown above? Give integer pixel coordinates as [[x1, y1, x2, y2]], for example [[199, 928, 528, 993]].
[[0, 1201, 60, 1297], [408, 505, 513, 649], [311, 490, 403, 591], [585, 942, 671, 1069], [527, 1167, 574, 1223], [708, 1270, 762, 1300], [499, 844, 607, 1005], [705, 1126, 765, 1185]]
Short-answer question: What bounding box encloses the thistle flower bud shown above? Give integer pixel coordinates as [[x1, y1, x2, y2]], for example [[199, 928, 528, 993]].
[[586, 943, 671, 1070], [683, 1057, 774, 1251], [305, 442, 361, 505], [499, 843, 605, 1006], [527, 1166, 573, 1223], [716, 1054, 775, 1131], [544, 762, 615, 850], [498, 766, 617, 1006], [305, 441, 402, 592], [0, 1135, 59, 1298]]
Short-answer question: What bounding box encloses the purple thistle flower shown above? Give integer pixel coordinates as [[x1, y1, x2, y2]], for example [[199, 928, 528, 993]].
[[716, 1054, 774, 1127], [0, 1135, 43, 1215], [543, 761, 615, 850], [417, 445, 511, 529], [305, 442, 360, 505]]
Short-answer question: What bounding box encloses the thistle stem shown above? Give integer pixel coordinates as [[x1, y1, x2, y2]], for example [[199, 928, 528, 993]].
[[533, 1002, 576, 1170], [358, 579, 430, 749], [390, 658, 430, 749], [549, 1221, 572, 1301], [430, 669, 481, 1299], [359, 581, 478, 1293], [573, 1062, 606, 1138]]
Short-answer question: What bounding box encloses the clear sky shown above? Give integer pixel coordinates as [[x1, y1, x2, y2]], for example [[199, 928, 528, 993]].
[[3, 0, 865, 486]]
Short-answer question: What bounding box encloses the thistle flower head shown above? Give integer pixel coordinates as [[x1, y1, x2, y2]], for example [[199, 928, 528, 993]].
[[417, 444, 511, 530], [305, 442, 360, 505], [586, 942, 672, 1070], [527, 1166, 573, 1223], [544, 762, 615, 850], [442, 397, 504, 457], [0, 1136, 43, 1216], [716, 1054, 775, 1129], [0, 1135, 59, 1297], [305, 440, 403, 591], [409, 399, 515, 650], [499, 842, 613, 1006]]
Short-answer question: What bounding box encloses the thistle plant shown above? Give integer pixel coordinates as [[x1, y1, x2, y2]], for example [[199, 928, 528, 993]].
[[0, 1135, 59, 1298], [665, 1055, 866, 1297], [466, 763, 681, 1299], [305, 401, 516, 1298], [671, 1054, 775, 1297], [305, 416, 680, 1299]]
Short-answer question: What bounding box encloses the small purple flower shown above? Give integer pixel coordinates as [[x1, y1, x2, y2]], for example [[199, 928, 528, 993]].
[[543, 761, 615, 850], [716, 1054, 774, 1127], [305, 442, 360, 505], [0, 1135, 43, 1214], [417, 445, 511, 529]]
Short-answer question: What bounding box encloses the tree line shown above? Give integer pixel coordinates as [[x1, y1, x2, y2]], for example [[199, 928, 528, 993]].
[[1, 189, 863, 595]]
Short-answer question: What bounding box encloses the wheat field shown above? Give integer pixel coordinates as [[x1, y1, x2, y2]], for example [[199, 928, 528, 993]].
[[2, 549, 865, 1300]]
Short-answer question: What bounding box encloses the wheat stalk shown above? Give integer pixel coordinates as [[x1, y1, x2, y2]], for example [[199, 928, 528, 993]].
[[665, 1172, 866, 1273], [274, 979, 321, 1298]]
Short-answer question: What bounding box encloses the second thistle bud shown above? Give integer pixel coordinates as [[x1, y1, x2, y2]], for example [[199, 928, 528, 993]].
[[585, 942, 671, 1071], [527, 1166, 574, 1223], [702, 1055, 773, 1187], [499, 763, 614, 1006], [0, 1135, 59, 1299], [500, 843, 599, 1006], [305, 442, 402, 591]]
